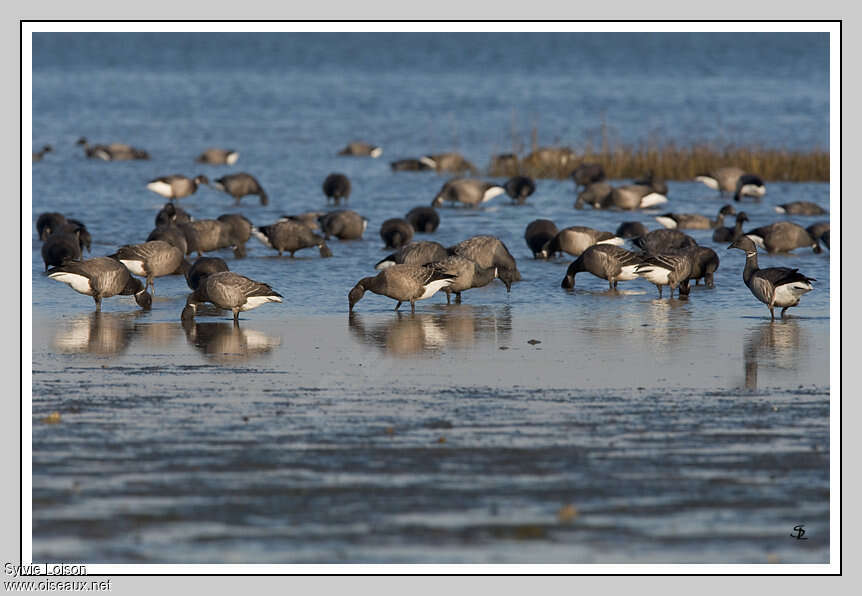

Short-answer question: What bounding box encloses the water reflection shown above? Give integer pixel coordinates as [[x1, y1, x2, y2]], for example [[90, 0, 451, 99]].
[[348, 305, 512, 356], [51, 311, 146, 355], [181, 320, 282, 363], [743, 320, 804, 390]]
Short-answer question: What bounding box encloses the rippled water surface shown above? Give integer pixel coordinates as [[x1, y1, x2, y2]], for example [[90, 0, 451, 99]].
[[30, 32, 832, 565]]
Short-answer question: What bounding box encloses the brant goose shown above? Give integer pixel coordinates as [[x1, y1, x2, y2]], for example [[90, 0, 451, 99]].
[[448, 235, 521, 291], [196, 148, 239, 165], [185, 257, 230, 291], [422, 152, 479, 175], [278, 211, 325, 231], [252, 220, 332, 257], [376, 241, 448, 270], [575, 181, 614, 209], [146, 175, 209, 201], [806, 222, 830, 250], [488, 153, 520, 177], [561, 244, 645, 290], [32, 145, 52, 162], [733, 174, 767, 201], [683, 246, 721, 288], [775, 201, 828, 216], [338, 141, 382, 158], [380, 218, 414, 249], [322, 173, 352, 204], [47, 257, 152, 311], [504, 175, 536, 204], [390, 158, 436, 172], [525, 219, 559, 259], [76, 137, 149, 161], [615, 221, 649, 239], [155, 203, 193, 227], [695, 167, 766, 200], [180, 219, 246, 257], [147, 223, 188, 255], [745, 222, 821, 254], [216, 214, 253, 258], [431, 178, 505, 208], [319, 210, 367, 240], [540, 226, 624, 258], [632, 229, 698, 253], [41, 225, 83, 271], [633, 171, 669, 195], [571, 162, 606, 190], [712, 212, 749, 243], [110, 240, 185, 294], [635, 253, 694, 298], [405, 206, 439, 233], [212, 173, 268, 206], [36, 212, 67, 240], [182, 272, 283, 323], [728, 236, 815, 320], [608, 184, 669, 210], [655, 204, 736, 230], [348, 264, 456, 313], [430, 255, 499, 304]]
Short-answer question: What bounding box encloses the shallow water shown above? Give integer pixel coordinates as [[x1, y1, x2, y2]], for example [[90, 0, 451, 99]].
[[30, 32, 831, 564]]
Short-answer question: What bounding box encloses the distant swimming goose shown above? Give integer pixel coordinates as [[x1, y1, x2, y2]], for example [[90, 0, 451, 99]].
[[390, 158, 435, 172], [524, 219, 559, 258], [504, 175, 536, 204], [110, 240, 185, 294], [806, 222, 830, 250], [432, 178, 505, 208], [745, 222, 821, 254], [322, 173, 351, 205], [561, 244, 645, 290], [212, 173, 268, 205], [155, 203, 193, 227], [422, 152, 479, 175], [47, 257, 152, 311], [185, 257, 230, 291], [338, 141, 382, 158], [41, 226, 82, 271], [775, 201, 827, 216], [182, 271, 282, 323], [348, 264, 456, 313], [615, 221, 649, 239], [540, 226, 624, 259], [319, 209, 367, 240], [430, 255, 499, 304], [728, 236, 815, 320], [76, 137, 149, 160], [146, 174, 209, 200], [32, 145, 52, 162], [632, 229, 698, 253], [147, 223, 188, 256], [695, 167, 766, 201], [196, 148, 239, 165], [252, 220, 332, 257], [380, 218, 414, 249], [448, 235, 521, 291], [655, 204, 736, 230], [405, 206, 439, 233], [571, 162, 606, 190], [608, 184, 669, 210], [574, 181, 614, 209], [375, 241, 448, 270], [635, 253, 694, 298], [633, 171, 669, 195], [712, 212, 749, 243]]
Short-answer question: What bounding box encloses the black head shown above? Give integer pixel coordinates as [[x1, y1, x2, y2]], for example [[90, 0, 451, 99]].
[[728, 236, 757, 253], [135, 289, 152, 310], [348, 283, 366, 312], [736, 212, 750, 223], [719, 204, 737, 216]]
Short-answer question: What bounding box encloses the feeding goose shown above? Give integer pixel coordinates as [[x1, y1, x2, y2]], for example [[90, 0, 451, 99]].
[[745, 222, 821, 254], [632, 229, 698, 253], [774, 201, 827, 216], [571, 162, 606, 190], [47, 257, 152, 311], [655, 205, 736, 230], [561, 244, 645, 290], [422, 152, 478, 174], [338, 141, 382, 158], [503, 175, 536, 204], [180, 219, 248, 258], [390, 158, 436, 172], [728, 236, 815, 320], [278, 211, 325, 231], [429, 255, 499, 304], [524, 219, 559, 259], [322, 173, 351, 204], [196, 148, 239, 165], [41, 225, 82, 271], [182, 272, 282, 323], [448, 235, 521, 291], [146, 174, 209, 201], [806, 222, 830, 250], [634, 253, 694, 299], [155, 203, 193, 227], [348, 264, 456, 313], [252, 220, 332, 257], [380, 218, 414, 249], [375, 241, 448, 270], [431, 178, 505, 208], [185, 257, 230, 290], [318, 210, 367, 240], [695, 166, 766, 200], [540, 226, 624, 259], [109, 240, 185, 294], [405, 206, 440, 233], [608, 184, 669, 210], [615, 221, 649, 239], [212, 173, 268, 206]]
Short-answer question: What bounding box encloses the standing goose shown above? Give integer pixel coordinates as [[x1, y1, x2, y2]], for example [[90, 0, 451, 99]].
[[182, 271, 282, 323], [180, 219, 243, 257], [47, 257, 152, 311], [503, 175, 536, 204], [196, 148, 239, 165], [319, 210, 367, 240], [380, 218, 414, 249], [634, 253, 694, 298], [525, 219, 559, 259], [430, 255, 499, 304], [608, 184, 669, 210], [448, 235, 521, 291], [212, 173, 268, 205], [376, 241, 448, 270], [110, 240, 185, 294], [712, 212, 749, 243], [147, 223, 189, 256], [655, 205, 736, 230], [41, 226, 82, 271], [745, 222, 821, 254], [683, 246, 721, 288], [76, 137, 149, 160], [432, 178, 506, 208], [540, 226, 624, 259], [775, 201, 828, 216], [185, 257, 229, 291], [728, 236, 815, 320], [338, 141, 382, 158], [348, 264, 456, 313], [252, 220, 333, 257], [216, 214, 253, 258], [561, 244, 645, 290], [322, 173, 351, 204], [405, 206, 440, 233], [33, 145, 52, 162], [146, 174, 209, 201]]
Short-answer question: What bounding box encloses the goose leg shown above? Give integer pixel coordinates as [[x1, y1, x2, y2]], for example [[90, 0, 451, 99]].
[[608, 280, 614, 291], [769, 306, 775, 321], [781, 307, 789, 319], [410, 300, 415, 313], [455, 292, 462, 304], [657, 284, 663, 298], [233, 309, 240, 323], [394, 301, 402, 311], [94, 295, 102, 312], [445, 289, 451, 304], [147, 276, 155, 295]]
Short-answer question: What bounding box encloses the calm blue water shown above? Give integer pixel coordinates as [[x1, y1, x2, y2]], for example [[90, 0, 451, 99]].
[[30, 32, 831, 565]]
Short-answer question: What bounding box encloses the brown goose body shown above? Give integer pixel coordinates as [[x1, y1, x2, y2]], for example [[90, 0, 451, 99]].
[[712, 212, 749, 243], [110, 240, 184, 293], [216, 214, 252, 257], [695, 166, 746, 192], [655, 205, 735, 230], [155, 203, 193, 227], [775, 201, 827, 216], [432, 178, 505, 208], [375, 241, 448, 270], [448, 235, 520, 290], [424, 152, 478, 174], [348, 264, 456, 313], [380, 218, 414, 249], [47, 257, 151, 311], [252, 220, 332, 257], [146, 174, 208, 200], [524, 219, 559, 258], [522, 147, 577, 176], [319, 210, 367, 240], [147, 223, 189, 256], [561, 244, 645, 290], [504, 176, 536, 203], [574, 181, 614, 209], [278, 211, 325, 231], [77, 137, 149, 160], [806, 222, 830, 249], [322, 173, 351, 204], [541, 226, 623, 258], [571, 162, 606, 189], [213, 173, 268, 205], [41, 227, 82, 271], [405, 206, 440, 233], [608, 184, 668, 210], [185, 257, 230, 290], [196, 148, 239, 165], [338, 141, 382, 157], [615, 221, 649, 239], [745, 221, 821, 254], [182, 272, 282, 323], [430, 255, 499, 303], [634, 253, 694, 298], [632, 229, 698, 253]]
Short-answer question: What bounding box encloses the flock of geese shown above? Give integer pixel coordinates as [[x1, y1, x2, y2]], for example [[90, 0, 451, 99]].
[[34, 139, 828, 322]]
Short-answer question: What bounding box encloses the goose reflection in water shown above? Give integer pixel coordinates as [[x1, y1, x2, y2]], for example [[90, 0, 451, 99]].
[[51, 311, 145, 355], [743, 319, 804, 390], [181, 320, 281, 362], [348, 304, 512, 356]]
